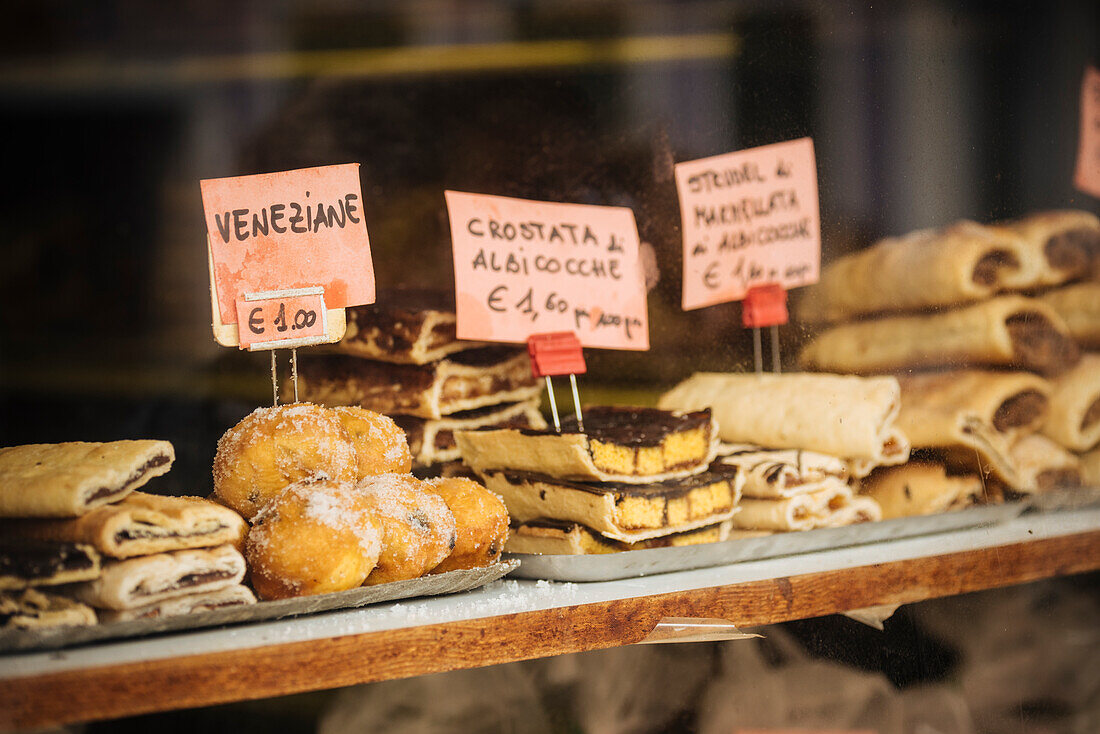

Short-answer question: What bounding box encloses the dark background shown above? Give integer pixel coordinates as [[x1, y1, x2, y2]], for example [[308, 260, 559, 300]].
[[0, 0, 1097, 491]]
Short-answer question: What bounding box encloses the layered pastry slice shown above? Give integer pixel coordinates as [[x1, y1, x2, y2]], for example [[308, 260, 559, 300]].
[[479, 463, 742, 543], [505, 518, 734, 555], [97, 585, 257, 623], [1, 587, 97, 629], [338, 292, 488, 364], [456, 406, 718, 484], [297, 346, 541, 420], [393, 400, 547, 468], [0, 540, 101, 590]]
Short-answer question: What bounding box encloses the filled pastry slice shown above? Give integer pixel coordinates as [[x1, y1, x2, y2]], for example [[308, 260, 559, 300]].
[[0, 440, 175, 518]]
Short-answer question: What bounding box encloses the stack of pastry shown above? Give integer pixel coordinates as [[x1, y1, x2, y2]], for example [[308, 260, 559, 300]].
[[293, 294, 547, 472], [0, 440, 256, 627], [211, 402, 509, 599], [455, 405, 746, 554], [658, 373, 904, 533], [795, 210, 1100, 510]]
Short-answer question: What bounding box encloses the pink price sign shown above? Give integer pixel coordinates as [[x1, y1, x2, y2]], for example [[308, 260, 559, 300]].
[[445, 191, 649, 351], [675, 137, 821, 310], [200, 163, 375, 348], [1075, 66, 1100, 198]]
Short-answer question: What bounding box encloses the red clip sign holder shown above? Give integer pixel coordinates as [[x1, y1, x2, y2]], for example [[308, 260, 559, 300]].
[[741, 284, 789, 374], [527, 332, 587, 432]]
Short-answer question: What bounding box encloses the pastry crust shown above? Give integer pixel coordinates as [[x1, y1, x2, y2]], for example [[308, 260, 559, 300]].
[[998, 210, 1100, 287], [861, 463, 983, 519], [659, 372, 909, 469], [297, 347, 541, 420], [1, 587, 97, 629], [504, 518, 733, 555], [1, 492, 246, 559], [456, 407, 718, 484], [0, 540, 101, 590], [68, 545, 246, 611], [1039, 282, 1100, 349], [394, 400, 548, 468], [798, 296, 1079, 377], [716, 444, 849, 498], [0, 441, 175, 519], [796, 221, 1040, 323], [96, 585, 256, 623], [1039, 354, 1100, 452], [897, 370, 1051, 488], [479, 465, 743, 543]]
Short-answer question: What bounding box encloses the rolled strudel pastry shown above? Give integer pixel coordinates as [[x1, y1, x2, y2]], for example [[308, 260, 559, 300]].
[[799, 296, 1079, 377], [897, 370, 1051, 488], [796, 221, 1039, 323], [1040, 353, 1100, 452], [730, 480, 852, 532], [0, 441, 175, 518], [1039, 282, 1100, 349], [1006, 434, 1080, 493], [861, 463, 982, 519], [715, 444, 849, 498], [997, 210, 1099, 288], [658, 373, 909, 470]]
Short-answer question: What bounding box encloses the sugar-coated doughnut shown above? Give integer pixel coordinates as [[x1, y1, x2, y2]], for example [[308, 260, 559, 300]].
[[424, 477, 509, 573], [330, 406, 413, 477], [213, 403, 358, 520], [245, 477, 382, 600], [356, 474, 456, 585]]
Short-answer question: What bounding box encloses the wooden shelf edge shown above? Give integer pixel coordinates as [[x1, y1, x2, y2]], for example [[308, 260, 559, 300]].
[[2, 530, 1098, 731]]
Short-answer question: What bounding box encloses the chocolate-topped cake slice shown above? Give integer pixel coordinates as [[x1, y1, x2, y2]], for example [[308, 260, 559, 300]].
[[479, 463, 742, 542], [297, 346, 541, 420], [338, 290, 488, 364], [505, 518, 734, 555], [456, 406, 718, 484], [0, 540, 101, 590]]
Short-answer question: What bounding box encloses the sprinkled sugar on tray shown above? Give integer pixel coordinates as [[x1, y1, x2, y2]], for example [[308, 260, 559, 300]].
[[506, 503, 1029, 582], [0, 560, 517, 653]]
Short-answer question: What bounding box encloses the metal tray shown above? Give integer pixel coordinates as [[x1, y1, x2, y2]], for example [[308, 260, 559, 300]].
[[0, 559, 519, 654], [506, 503, 1028, 582]]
